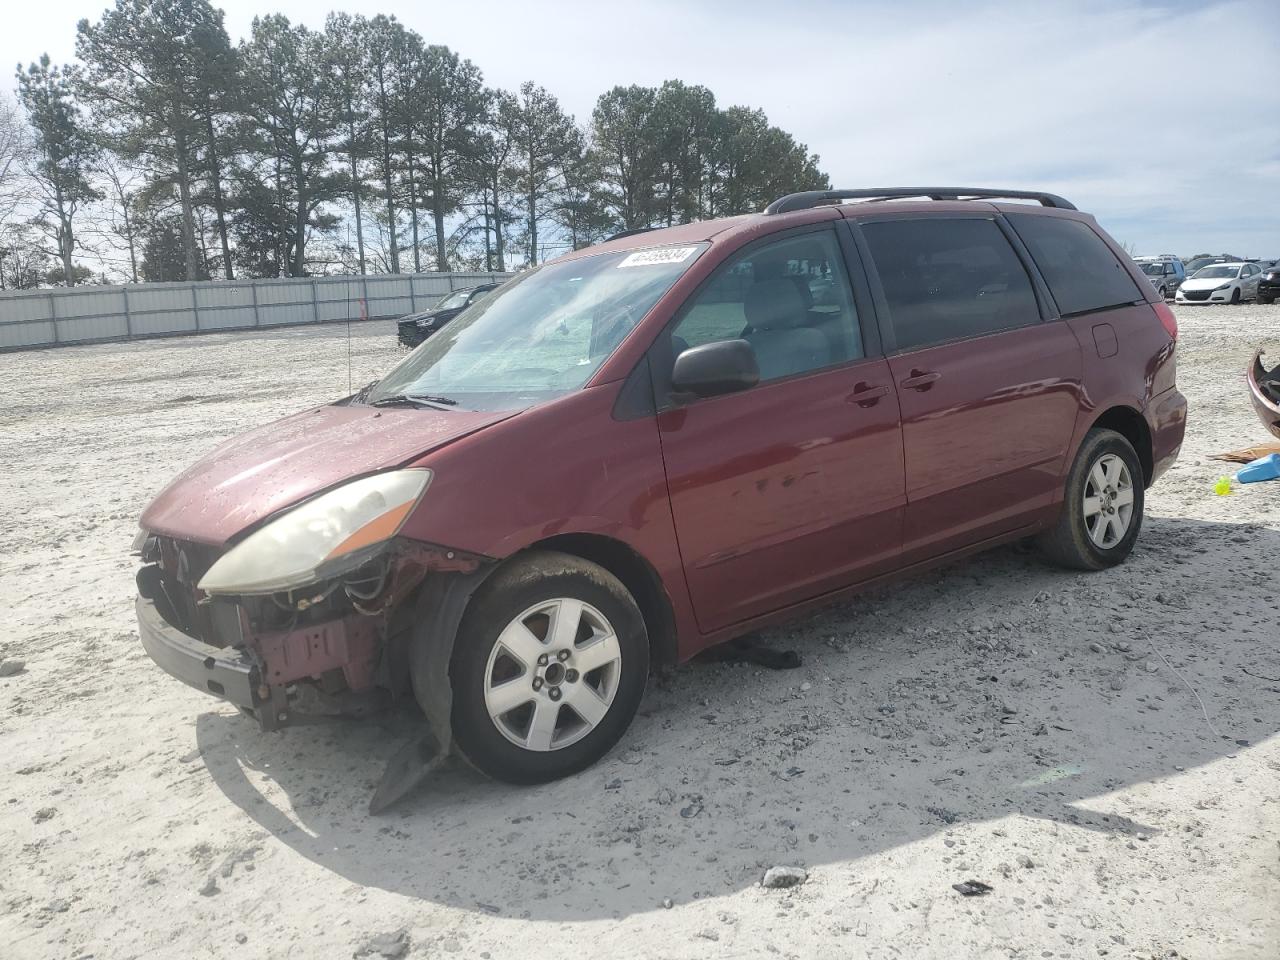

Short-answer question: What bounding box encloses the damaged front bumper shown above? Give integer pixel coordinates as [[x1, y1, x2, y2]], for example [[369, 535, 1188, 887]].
[[1249, 349, 1280, 440], [134, 537, 487, 731]]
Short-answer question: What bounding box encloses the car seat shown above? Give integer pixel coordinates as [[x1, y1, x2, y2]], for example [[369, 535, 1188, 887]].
[[743, 279, 829, 380]]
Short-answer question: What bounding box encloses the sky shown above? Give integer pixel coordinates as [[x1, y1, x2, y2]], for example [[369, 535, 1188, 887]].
[[4, 0, 1279, 257]]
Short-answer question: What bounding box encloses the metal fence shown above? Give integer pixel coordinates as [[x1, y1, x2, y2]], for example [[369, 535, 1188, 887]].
[[0, 270, 513, 352]]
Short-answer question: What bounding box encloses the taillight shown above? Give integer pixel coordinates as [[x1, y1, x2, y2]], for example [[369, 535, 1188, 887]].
[[1153, 301, 1178, 340]]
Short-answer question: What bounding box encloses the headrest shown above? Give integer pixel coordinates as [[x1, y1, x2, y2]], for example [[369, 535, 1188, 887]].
[[744, 279, 806, 331], [788, 275, 814, 309]]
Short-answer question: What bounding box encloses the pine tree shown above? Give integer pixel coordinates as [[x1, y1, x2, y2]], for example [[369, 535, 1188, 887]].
[[16, 55, 99, 285], [76, 0, 235, 280]]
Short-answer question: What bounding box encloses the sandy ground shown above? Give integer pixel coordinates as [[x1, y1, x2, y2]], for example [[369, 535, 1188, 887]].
[[1, 306, 1278, 960]]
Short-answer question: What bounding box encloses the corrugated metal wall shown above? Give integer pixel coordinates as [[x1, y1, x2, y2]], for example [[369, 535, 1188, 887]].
[[0, 271, 513, 352]]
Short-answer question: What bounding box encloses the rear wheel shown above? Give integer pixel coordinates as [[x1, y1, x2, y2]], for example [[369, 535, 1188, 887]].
[[447, 552, 648, 784], [1038, 429, 1144, 570]]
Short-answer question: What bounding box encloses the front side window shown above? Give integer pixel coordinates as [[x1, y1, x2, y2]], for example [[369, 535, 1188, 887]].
[[1006, 213, 1144, 316], [369, 244, 707, 411], [669, 230, 864, 383], [861, 217, 1039, 352]]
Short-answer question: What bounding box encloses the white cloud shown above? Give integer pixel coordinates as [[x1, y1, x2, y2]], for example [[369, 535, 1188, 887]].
[[5, 0, 1278, 255]]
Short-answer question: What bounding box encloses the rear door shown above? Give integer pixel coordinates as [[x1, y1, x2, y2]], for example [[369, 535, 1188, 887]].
[[855, 214, 1083, 561], [653, 227, 905, 633]]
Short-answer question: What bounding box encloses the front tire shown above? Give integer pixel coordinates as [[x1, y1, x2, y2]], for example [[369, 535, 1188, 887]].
[[447, 552, 648, 784], [1231, 288, 1242, 305], [1038, 429, 1144, 571]]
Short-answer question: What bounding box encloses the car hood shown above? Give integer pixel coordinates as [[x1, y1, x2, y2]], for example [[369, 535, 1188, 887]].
[[1181, 277, 1235, 291], [140, 403, 514, 546]]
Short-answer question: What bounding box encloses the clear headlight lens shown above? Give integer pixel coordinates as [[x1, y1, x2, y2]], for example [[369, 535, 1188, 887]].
[[198, 469, 431, 595], [1215, 282, 1233, 291]]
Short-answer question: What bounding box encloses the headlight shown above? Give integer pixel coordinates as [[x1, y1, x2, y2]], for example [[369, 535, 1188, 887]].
[[198, 469, 432, 595], [1215, 282, 1233, 291]]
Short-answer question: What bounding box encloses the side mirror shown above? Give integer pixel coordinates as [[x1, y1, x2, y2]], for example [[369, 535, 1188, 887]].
[[672, 339, 760, 398]]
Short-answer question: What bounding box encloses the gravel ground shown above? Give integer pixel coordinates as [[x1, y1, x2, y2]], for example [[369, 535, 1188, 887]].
[[2, 305, 1278, 960]]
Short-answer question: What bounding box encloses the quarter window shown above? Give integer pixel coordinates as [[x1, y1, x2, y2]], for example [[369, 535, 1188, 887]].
[[1006, 213, 1144, 316], [670, 231, 864, 383], [861, 218, 1040, 352]]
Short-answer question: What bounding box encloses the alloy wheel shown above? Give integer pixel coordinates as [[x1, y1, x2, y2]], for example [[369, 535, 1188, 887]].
[[482, 598, 622, 751], [1083, 453, 1134, 549]]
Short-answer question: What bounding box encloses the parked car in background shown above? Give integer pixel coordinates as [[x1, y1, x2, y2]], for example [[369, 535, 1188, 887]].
[[1134, 255, 1184, 298], [1176, 262, 1261, 304], [397, 283, 498, 348], [133, 186, 1184, 786], [1184, 255, 1239, 275], [1258, 264, 1280, 304]]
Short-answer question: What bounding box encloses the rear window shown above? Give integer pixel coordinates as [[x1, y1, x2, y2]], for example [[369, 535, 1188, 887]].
[[861, 217, 1039, 352], [1007, 213, 1144, 316]]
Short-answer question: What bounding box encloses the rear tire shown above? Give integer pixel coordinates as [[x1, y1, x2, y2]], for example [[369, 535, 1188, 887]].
[[1038, 429, 1144, 571], [448, 551, 648, 784]]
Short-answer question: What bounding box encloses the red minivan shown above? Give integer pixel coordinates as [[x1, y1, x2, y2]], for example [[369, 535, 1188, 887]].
[[135, 187, 1186, 785]]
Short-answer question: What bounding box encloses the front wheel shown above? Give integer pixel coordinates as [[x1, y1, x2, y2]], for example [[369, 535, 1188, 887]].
[[1231, 288, 1242, 305], [1038, 428, 1144, 570], [445, 552, 648, 784]]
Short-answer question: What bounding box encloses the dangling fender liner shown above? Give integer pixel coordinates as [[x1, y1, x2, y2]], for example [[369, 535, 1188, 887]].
[[370, 563, 496, 813]]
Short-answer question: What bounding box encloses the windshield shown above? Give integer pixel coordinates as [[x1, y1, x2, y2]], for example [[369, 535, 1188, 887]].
[[436, 288, 474, 310], [368, 243, 708, 411], [1193, 265, 1240, 279]]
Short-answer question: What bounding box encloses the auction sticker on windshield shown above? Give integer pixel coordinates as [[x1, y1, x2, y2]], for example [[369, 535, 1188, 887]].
[[617, 246, 700, 268]]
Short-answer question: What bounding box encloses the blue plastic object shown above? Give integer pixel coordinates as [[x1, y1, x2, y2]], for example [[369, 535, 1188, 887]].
[[1236, 452, 1280, 484]]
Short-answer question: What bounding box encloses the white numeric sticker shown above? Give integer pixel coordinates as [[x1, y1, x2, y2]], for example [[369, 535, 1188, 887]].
[[617, 246, 699, 268]]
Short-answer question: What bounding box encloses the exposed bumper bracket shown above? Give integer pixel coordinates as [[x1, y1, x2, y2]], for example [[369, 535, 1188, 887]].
[[136, 595, 261, 713]]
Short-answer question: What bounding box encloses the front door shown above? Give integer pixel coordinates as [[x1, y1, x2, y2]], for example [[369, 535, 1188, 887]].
[[653, 228, 905, 633], [858, 215, 1083, 560]]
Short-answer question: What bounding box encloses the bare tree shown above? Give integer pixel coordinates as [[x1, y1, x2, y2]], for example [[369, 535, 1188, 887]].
[[0, 93, 32, 234], [83, 155, 144, 281]]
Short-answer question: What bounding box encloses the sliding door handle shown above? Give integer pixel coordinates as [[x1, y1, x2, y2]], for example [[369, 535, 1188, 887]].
[[900, 369, 941, 391]]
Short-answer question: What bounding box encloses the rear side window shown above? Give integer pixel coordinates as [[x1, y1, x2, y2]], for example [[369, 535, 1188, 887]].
[[1007, 213, 1144, 316], [861, 218, 1039, 352]]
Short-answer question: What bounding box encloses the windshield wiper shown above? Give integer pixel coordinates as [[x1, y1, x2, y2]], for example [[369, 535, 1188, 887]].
[[370, 393, 459, 409]]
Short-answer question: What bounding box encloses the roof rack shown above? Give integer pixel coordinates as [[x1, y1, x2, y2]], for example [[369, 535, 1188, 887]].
[[763, 187, 1077, 215]]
